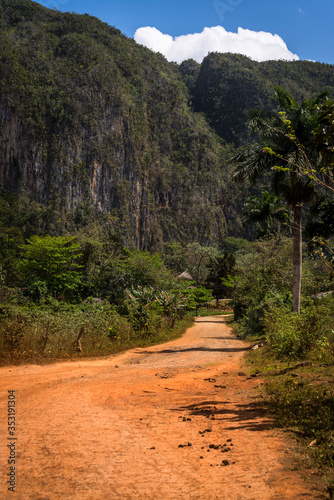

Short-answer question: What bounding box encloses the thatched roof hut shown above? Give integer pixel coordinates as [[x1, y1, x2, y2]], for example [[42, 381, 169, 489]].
[[177, 271, 194, 281]]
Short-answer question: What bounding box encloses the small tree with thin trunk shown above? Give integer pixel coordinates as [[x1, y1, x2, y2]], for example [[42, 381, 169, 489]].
[[19, 235, 84, 300]]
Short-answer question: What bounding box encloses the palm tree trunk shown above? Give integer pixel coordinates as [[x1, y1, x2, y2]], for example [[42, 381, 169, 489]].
[[292, 204, 302, 313]]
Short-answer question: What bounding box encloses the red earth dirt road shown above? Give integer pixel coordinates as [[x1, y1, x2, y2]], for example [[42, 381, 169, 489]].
[[0, 315, 322, 499]]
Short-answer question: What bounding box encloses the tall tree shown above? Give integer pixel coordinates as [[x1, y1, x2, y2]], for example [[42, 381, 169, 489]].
[[231, 87, 327, 312]]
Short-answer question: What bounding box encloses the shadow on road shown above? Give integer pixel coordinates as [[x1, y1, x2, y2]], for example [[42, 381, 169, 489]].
[[153, 346, 250, 354], [204, 337, 245, 341], [175, 400, 275, 432]]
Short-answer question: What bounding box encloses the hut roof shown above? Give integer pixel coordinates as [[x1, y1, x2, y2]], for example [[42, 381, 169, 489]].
[[177, 271, 194, 281]]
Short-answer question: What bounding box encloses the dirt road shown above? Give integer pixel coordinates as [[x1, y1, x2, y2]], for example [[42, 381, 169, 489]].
[[0, 316, 320, 499]]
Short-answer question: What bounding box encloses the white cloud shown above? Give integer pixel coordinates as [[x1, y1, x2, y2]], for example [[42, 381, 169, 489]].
[[134, 26, 299, 64]]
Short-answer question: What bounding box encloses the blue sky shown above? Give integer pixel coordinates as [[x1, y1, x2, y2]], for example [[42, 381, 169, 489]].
[[36, 0, 334, 65]]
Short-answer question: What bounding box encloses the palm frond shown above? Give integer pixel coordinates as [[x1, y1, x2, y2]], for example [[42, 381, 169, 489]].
[[230, 143, 278, 184], [274, 86, 297, 111]]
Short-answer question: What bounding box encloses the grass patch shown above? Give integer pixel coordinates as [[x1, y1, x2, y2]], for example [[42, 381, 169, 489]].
[[245, 345, 334, 497], [0, 301, 196, 366]]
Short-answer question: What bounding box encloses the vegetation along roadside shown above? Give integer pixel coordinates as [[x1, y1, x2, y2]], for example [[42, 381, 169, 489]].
[[231, 239, 334, 498], [243, 339, 334, 499]]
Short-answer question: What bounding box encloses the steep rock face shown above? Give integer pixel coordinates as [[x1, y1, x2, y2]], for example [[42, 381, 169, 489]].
[[0, 104, 40, 194], [0, 101, 153, 248], [0, 1, 228, 249], [0, 95, 227, 250]]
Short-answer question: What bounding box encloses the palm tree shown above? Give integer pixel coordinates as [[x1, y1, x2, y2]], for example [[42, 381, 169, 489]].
[[231, 87, 327, 312], [242, 190, 290, 238]]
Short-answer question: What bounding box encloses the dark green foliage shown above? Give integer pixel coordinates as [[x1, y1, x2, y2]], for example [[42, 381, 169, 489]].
[[314, 98, 334, 167], [231, 237, 293, 334], [305, 195, 334, 240], [185, 286, 213, 314], [182, 52, 334, 147], [232, 236, 334, 337], [163, 242, 188, 273], [206, 251, 236, 300], [242, 191, 290, 239], [18, 235, 84, 300], [179, 59, 201, 96], [221, 237, 252, 254], [124, 251, 173, 289], [92, 264, 132, 304]]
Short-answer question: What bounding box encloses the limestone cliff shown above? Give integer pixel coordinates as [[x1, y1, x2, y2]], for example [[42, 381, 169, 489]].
[[0, 0, 228, 249]]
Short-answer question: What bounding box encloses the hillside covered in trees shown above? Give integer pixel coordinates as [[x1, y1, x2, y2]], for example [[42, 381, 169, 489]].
[[0, 0, 228, 250], [1, 0, 334, 250], [180, 52, 334, 146]]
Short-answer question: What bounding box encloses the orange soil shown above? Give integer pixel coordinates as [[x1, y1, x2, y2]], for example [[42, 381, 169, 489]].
[[0, 316, 321, 499]]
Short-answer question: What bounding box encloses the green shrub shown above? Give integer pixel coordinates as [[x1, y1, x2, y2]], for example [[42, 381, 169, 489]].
[[232, 236, 334, 338], [0, 293, 195, 363], [18, 235, 84, 300], [26, 279, 48, 302], [267, 375, 334, 469], [265, 304, 332, 360], [232, 237, 293, 334]]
